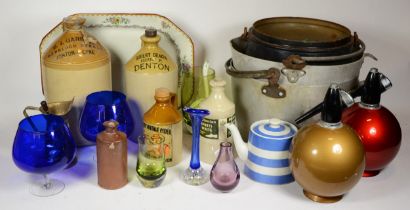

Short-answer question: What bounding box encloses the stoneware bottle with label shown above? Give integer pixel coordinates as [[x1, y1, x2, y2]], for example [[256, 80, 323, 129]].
[[125, 29, 178, 114], [143, 88, 182, 167], [198, 78, 236, 164], [42, 15, 112, 146]]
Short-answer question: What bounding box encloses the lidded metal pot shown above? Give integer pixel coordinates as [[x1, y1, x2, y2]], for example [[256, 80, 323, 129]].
[[226, 17, 376, 137]]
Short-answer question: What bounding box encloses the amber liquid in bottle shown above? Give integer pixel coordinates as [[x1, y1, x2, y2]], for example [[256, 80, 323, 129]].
[[143, 88, 183, 167]]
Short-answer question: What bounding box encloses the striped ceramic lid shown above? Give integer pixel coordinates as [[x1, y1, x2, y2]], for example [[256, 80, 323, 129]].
[[251, 118, 297, 140]]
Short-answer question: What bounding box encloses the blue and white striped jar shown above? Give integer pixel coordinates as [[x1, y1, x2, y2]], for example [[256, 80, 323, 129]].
[[244, 118, 297, 185]]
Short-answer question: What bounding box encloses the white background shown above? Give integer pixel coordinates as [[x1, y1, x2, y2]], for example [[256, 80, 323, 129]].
[[0, 0, 409, 209]]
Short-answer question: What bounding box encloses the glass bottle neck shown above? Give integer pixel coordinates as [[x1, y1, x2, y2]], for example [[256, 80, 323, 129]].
[[218, 146, 234, 161]]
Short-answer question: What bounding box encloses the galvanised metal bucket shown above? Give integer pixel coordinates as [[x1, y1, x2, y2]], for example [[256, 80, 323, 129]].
[[226, 17, 375, 137]]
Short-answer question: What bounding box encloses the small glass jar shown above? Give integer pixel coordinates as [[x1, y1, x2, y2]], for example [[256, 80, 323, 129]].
[[136, 136, 166, 188]]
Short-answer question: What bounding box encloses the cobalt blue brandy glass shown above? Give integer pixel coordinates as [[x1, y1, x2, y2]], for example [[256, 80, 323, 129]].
[[12, 114, 76, 196], [182, 107, 210, 185], [80, 91, 134, 142]]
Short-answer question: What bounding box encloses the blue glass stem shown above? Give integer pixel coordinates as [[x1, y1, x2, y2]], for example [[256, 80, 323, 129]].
[[184, 107, 209, 170], [190, 115, 203, 169]]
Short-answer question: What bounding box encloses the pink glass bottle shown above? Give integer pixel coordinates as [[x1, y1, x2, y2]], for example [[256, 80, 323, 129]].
[[210, 142, 240, 192]]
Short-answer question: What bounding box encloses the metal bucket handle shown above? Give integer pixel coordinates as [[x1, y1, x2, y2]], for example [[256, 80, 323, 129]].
[[280, 40, 369, 83], [225, 59, 286, 98], [226, 40, 377, 99]]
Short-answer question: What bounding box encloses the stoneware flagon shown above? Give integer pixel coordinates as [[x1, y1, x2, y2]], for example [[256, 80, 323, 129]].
[[40, 13, 195, 144], [225, 118, 297, 185], [125, 29, 178, 114], [42, 15, 112, 146]]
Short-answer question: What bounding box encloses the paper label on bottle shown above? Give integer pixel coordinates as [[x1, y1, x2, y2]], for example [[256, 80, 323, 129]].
[[226, 115, 236, 138], [200, 118, 219, 139], [129, 52, 175, 74], [200, 114, 236, 140], [144, 123, 173, 162]]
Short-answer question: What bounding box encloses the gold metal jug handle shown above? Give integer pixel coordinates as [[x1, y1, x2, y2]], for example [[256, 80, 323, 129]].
[[23, 98, 74, 118], [23, 106, 45, 118], [22, 103, 50, 132]]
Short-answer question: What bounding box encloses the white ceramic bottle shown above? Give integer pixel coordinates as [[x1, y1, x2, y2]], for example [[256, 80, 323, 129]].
[[198, 78, 236, 164]]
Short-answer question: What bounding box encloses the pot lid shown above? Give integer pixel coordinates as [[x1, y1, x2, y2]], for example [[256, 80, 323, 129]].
[[251, 118, 297, 140], [253, 17, 352, 47], [230, 17, 364, 66]]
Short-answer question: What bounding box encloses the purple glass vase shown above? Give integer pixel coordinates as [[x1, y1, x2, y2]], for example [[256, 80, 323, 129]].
[[210, 142, 240, 192]]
